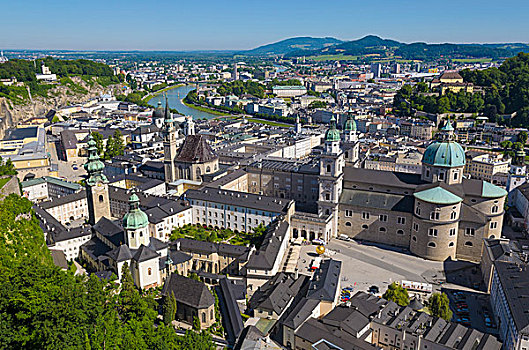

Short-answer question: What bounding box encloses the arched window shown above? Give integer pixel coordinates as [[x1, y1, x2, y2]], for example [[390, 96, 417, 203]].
[[362, 224, 368, 229], [345, 222, 352, 227], [379, 227, 386, 232], [210, 309, 214, 320], [325, 209, 330, 215], [99, 195, 104, 203], [148, 267, 152, 275], [345, 151, 349, 158], [206, 166, 211, 172], [396, 229, 404, 235], [412, 236, 417, 242], [326, 164, 331, 172], [465, 241, 473, 247], [428, 242, 436, 248], [449, 242, 454, 247], [492, 205, 499, 214], [450, 211, 457, 220], [202, 312, 206, 323]]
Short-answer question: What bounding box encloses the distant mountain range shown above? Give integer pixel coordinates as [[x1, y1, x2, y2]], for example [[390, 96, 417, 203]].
[[244, 37, 343, 56], [245, 35, 529, 60]]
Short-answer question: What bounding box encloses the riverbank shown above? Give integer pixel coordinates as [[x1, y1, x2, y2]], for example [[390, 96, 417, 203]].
[[181, 99, 227, 116], [143, 84, 185, 102]]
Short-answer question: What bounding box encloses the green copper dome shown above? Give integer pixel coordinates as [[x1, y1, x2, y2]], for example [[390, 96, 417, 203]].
[[422, 120, 465, 168], [123, 193, 148, 230], [325, 116, 341, 142], [422, 141, 466, 168], [344, 115, 357, 132]]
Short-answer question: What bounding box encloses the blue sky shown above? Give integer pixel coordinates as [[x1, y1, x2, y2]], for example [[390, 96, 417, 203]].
[[1, 0, 528, 50]]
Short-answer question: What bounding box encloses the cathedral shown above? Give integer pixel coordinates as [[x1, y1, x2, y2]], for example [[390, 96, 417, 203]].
[[214, 114, 507, 262]]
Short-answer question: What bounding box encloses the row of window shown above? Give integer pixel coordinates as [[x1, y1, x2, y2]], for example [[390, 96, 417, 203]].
[[411, 236, 474, 248], [346, 211, 408, 225]]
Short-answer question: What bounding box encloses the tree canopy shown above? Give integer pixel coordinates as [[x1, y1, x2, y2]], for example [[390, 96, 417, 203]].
[[0, 194, 215, 349], [427, 292, 453, 321], [382, 282, 410, 307], [393, 53, 529, 127]]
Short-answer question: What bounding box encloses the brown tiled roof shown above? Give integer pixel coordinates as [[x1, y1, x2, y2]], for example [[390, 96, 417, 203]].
[[440, 71, 463, 80], [175, 135, 217, 163]]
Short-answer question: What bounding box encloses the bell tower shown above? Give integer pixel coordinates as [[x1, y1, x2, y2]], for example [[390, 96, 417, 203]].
[[123, 192, 150, 249], [318, 116, 345, 239], [84, 133, 111, 225], [342, 110, 359, 166], [162, 97, 178, 183]]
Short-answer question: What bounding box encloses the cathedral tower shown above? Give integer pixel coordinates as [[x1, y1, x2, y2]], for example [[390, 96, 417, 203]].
[[162, 98, 178, 183], [318, 116, 345, 239], [84, 133, 111, 225]]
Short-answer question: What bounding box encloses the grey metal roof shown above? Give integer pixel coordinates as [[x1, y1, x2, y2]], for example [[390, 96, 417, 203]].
[[132, 244, 160, 262], [249, 273, 302, 315], [246, 220, 289, 270], [494, 261, 529, 334], [340, 189, 414, 213], [162, 273, 215, 309], [184, 188, 292, 214], [306, 259, 341, 302], [282, 297, 321, 329], [106, 244, 133, 262], [343, 167, 424, 189]]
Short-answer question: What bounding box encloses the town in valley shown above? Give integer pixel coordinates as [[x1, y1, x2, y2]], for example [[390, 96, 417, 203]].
[[2, 7, 529, 349]]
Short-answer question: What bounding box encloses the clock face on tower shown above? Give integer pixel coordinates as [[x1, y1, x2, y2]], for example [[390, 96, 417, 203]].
[[97, 182, 103, 188]]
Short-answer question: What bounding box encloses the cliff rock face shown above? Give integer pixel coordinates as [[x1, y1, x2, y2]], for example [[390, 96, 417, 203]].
[[0, 77, 118, 138]]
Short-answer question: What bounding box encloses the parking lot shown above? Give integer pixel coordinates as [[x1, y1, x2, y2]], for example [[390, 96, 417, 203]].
[[444, 289, 497, 335]]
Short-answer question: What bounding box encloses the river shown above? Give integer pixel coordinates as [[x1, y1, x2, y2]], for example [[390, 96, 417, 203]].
[[147, 85, 220, 120]]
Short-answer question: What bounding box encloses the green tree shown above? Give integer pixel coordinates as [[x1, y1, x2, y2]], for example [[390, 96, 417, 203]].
[[193, 316, 201, 331], [163, 291, 177, 325], [428, 293, 453, 321], [382, 282, 409, 306], [0, 193, 217, 349], [103, 130, 125, 160], [91, 131, 104, 156], [308, 100, 327, 109], [519, 131, 528, 145], [0, 158, 17, 176]]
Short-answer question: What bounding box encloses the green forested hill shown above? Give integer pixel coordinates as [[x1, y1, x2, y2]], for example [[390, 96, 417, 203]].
[[245, 36, 343, 56], [393, 53, 529, 127], [0, 194, 215, 349], [0, 57, 116, 82], [287, 35, 529, 61]]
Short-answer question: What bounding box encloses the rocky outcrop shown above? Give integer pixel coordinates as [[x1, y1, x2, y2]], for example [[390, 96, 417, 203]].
[[0, 77, 119, 138]]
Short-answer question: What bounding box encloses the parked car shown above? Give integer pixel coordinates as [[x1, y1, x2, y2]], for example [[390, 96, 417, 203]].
[[369, 285, 379, 294]]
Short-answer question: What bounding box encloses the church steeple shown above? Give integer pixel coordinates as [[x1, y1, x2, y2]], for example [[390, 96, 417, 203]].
[[324, 116, 341, 154], [123, 191, 150, 249], [84, 132, 110, 225], [84, 133, 108, 186], [163, 97, 178, 183]]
